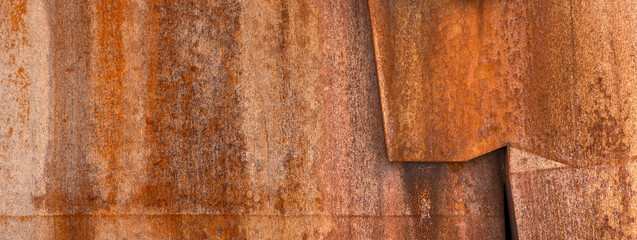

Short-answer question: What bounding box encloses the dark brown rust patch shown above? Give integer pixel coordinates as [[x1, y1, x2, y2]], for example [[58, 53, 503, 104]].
[[50, 214, 95, 240], [138, 1, 250, 228], [43, 0, 96, 238], [402, 148, 506, 239]]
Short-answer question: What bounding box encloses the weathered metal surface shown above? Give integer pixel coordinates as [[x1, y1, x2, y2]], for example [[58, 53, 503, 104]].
[[369, 0, 637, 238], [369, 0, 637, 165], [506, 147, 637, 239], [403, 149, 507, 239], [369, 0, 525, 163], [0, 0, 507, 239], [5, 0, 633, 238], [507, 1, 637, 237], [518, 0, 637, 167]]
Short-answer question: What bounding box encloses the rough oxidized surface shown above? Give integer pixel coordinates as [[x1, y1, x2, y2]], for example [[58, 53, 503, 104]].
[[369, 0, 523, 163], [369, 0, 637, 165], [506, 148, 637, 238], [369, 0, 637, 238], [0, 0, 507, 239]]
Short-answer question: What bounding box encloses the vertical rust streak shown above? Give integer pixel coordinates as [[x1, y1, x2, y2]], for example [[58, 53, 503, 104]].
[[137, 0, 176, 212], [318, 1, 405, 237], [317, 0, 359, 217], [91, 0, 127, 211], [1, 0, 29, 164], [274, 0, 317, 216], [7, 0, 30, 126], [274, 0, 291, 215], [239, 1, 325, 228], [138, 2, 248, 237], [1, 0, 30, 164], [43, 0, 96, 239]]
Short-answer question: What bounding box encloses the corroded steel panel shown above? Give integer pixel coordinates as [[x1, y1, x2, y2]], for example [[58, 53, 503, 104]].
[[0, 0, 507, 238], [506, 147, 637, 238], [370, 0, 637, 238], [369, 0, 524, 162], [369, 0, 637, 166], [519, 0, 637, 167], [4, 0, 634, 238]]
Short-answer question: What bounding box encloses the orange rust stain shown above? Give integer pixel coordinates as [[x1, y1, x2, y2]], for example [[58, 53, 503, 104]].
[[51, 214, 96, 240], [91, 0, 127, 210], [369, 0, 515, 163], [9, 0, 27, 33], [8, 67, 30, 125], [146, 215, 245, 239], [4, 0, 30, 131]]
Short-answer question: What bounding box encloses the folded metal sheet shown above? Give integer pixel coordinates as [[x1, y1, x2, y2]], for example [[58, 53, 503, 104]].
[[369, 0, 637, 165], [369, 0, 520, 163], [369, 0, 637, 238], [0, 0, 507, 239], [506, 147, 637, 238], [505, 1, 637, 237]]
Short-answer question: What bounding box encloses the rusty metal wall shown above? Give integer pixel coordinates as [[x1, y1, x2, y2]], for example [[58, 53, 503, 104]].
[[5, 0, 635, 238], [369, 0, 637, 166], [0, 0, 507, 239], [369, 0, 637, 238]]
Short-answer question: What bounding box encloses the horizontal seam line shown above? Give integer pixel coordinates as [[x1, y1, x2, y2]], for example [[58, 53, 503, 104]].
[[0, 213, 504, 218]]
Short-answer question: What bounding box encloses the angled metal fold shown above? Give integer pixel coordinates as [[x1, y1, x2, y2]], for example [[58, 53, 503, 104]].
[[369, 0, 637, 166]]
